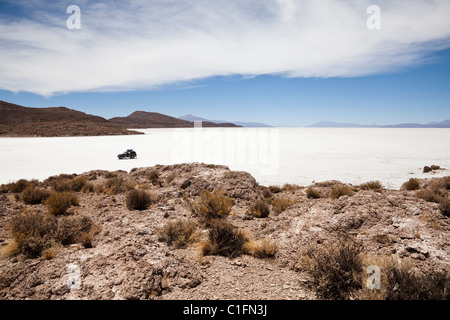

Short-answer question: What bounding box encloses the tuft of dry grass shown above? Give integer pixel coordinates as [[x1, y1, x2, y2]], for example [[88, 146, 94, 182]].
[[268, 185, 282, 194], [384, 268, 450, 300], [359, 181, 383, 192], [299, 236, 364, 300], [7, 211, 56, 258], [55, 215, 97, 246], [81, 182, 95, 193], [45, 192, 79, 216], [306, 187, 322, 199], [192, 189, 233, 222], [147, 170, 161, 186], [272, 196, 297, 214], [415, 188, 445, 204], [199, 219, 249, 258], [21, 186, 50, 205], [44, 174, 86, 192], [438, 176, 450, 190], [361, 254, 450, 300], [3, 208, 98, 259], [158, 219, 199, 249], [248, 199, 270, 218], [282, 183, 301, 193], [330, 185, 355, 199], [95, 178, 133, 195], [125, 189, 152, 210], [439, 198, 450, 217], [402, 178, 420, 191], [2, 179, 39, 193], [261, 187, 273, 200], [42, 244, 62, 260], [244, 237, 277, 259], [0, 240, 19, 258]]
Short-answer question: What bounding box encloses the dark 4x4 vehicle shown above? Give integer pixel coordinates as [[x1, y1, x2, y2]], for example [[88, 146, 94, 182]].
[[118, 149, 137, 160]]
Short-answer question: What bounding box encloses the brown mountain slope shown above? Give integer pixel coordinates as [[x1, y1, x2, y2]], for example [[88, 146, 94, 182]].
[[0, 100, 142, 137], [109, 111, 240, 128]]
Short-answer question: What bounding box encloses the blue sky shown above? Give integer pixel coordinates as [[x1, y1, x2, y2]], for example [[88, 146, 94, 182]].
[[1, 0, 450, 126]]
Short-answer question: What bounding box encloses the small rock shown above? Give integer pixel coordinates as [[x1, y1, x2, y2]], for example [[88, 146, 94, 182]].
[[423, 166, 432, 173], [406, 243, 429, 258]]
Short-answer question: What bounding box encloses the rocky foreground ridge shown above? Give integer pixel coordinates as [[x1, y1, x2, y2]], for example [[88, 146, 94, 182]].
[[0, 163, 449, 300]]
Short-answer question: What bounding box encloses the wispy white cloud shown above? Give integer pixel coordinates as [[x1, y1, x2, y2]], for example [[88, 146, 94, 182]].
[[0, 0, 450, 96]]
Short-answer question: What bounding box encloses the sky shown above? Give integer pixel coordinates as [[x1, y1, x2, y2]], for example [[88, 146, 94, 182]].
[[0, 0, 450, 126]]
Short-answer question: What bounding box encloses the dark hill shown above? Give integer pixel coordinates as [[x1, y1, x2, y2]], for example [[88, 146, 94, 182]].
[[0, 100, 142, 137], [109, 111, 240, 128]]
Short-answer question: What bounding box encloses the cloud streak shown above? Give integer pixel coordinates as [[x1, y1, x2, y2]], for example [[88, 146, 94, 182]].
[[1, 0, 450, 96]]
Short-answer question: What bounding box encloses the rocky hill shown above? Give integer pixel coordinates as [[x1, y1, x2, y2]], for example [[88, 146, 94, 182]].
[[0, 100, 142, 137], [110, 111, 240, 128], [0, 164, 449, 300]]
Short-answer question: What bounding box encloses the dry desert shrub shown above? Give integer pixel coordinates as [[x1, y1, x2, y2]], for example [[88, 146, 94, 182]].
[[439, 198, 450, 217], [244, 237, 277, 259], [103, 171, 118, 179], [81, 182, 95, 193], [306, 187, 322, 199], [147, 170, 161, 186], [2, 179, 39, 193], [44, 174, 86, 192], [55, 215, 97, 246], [126, 189, 152, 210], [402, 178, 420, 191], [199, 219, 249, 258], [95, 177, 133, 195], [272, 196, 297, 214], [299, 236, 364, 300], [330, 185, 355, 199], [6, 211, 55, 258], [261, 187, 273, 200], [360, 254, 408, 300], [359, 181, 383, 192], [158, 219, 199, 249], [362, 255, 450, 300], [268, 185, 282, 194], [45, 192, 79, 215], [21, 186, 50, 205], [415, 188, 445, 204], [3, 210, 98, 259], [71, 176, 88, 192], [438, 176, 450, 190], [248, 199, 270, 218], [192, 189, 233, 222], [282, 183, 301, 193], [384, 268, 450, 300]]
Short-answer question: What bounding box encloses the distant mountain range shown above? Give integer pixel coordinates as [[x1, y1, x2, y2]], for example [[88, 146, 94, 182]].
[[1, 99, 448, 137], [308, 120, 450, 128], [178, 114, 272, 127]]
